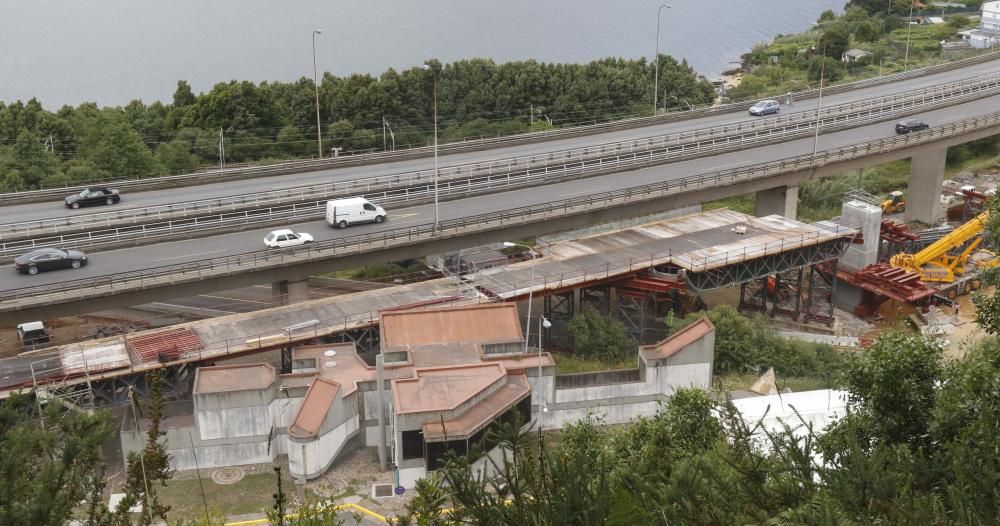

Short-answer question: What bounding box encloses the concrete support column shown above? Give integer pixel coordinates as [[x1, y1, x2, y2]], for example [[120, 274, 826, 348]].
[[272, 279, 310, 306], [905, 147, 948, 224], [754, 185, 799, 219]]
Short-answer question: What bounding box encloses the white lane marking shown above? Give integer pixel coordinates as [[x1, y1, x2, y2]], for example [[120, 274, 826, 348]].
[[152, 249, 225, 262], [698, 160, 746, 172], [559, 188, 608, 198]]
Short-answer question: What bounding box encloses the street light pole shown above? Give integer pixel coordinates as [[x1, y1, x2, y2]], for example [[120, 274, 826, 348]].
[[812, 41, 827, 158], [422, 63, 439, 231], [312, 29, 324, 159], [503, 242, 538, 354], [653, 4, 671, 116], [904, 0, 915, 71], [538, 315, 551, 417]]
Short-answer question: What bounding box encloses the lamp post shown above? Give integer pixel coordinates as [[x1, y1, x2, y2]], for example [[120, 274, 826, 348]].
[[653, 4, 671, 116], [382, 116, 396, 151], [811, 41, 827, 158], [422, 63, 439, 231], [312, 29, 324, 159], [538, 315, 551, 417], [904, 0, 915, 71], [503, 242, 538, 354]]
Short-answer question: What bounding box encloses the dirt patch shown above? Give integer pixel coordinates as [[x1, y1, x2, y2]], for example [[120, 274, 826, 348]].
[[0, 315, 149, 359]]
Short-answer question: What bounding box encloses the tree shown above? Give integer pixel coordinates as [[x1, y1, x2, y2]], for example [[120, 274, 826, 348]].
[[156, 140, 201, 174], [115, 372, 173, 525], [0, 394, 114, 526], [566, 306, 635, 361], [172, 80, 197, 107], [819, 24, 852, 60], [77, 115, 159, 179]]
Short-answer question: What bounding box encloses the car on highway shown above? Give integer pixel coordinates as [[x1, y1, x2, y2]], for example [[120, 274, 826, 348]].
[[895, 118, 929, 134], [325, 197, 388, 228], [13, 247, 88, 275], [64, 186, 120, 209], [748, 99, 780, 116], [264, 229, 314, 248]]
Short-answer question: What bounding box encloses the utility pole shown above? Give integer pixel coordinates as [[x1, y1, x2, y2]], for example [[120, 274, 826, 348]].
[[530, 103, 534, 127], [312, 29, 324, 159], [653, 4, 671, 115], [812, 39, 827, 159], [382, 115, 387, 151], [218, 128, 225, 170]]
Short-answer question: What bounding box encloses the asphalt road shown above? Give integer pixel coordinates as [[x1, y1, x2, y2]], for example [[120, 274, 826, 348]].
[[3, 58, 999, 226], [4, 91, 998, 294]]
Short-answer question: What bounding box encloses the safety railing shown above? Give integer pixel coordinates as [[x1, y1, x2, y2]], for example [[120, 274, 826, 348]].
[[1, 48, 998, 203], [5, 68, 1000, 245], [2, 109, 998, 308]]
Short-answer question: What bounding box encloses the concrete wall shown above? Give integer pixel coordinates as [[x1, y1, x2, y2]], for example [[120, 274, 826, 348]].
[[755, 185, 799, 218], [287, 414, 360, 479], [196, 405, 272, 440]]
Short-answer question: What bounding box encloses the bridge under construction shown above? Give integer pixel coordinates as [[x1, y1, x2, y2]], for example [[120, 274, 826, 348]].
[[0, 209, 857, 407]]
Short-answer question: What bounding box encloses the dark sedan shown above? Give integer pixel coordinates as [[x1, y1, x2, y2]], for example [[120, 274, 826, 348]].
[[895, 118, 929, 134], [14, 247, 88, 275], [64, 186, 120, 209]]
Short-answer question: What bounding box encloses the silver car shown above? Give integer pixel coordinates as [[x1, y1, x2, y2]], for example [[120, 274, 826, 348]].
[[749, 99, 780, 116]]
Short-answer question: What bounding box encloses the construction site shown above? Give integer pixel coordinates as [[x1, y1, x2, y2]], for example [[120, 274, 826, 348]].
[[2, 162, 998, 520]]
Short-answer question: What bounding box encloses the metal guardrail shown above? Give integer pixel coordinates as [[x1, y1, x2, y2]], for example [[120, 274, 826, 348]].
[[2, 49, 998, 204], [5, 68, 1000, 246], [2, 109, 999, 309]]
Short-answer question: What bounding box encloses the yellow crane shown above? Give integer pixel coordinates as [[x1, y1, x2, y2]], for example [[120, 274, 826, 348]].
[[890, 212, 997, 283]]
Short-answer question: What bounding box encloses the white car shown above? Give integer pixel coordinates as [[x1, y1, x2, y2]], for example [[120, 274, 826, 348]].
[[264, 229, 314, 248]]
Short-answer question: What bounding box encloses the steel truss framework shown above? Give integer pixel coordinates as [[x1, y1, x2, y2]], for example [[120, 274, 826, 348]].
[[772, 268, 804, 320], [805, 260, 838, 324], [543, 291, 575, 348], [324, 325, 381, 357], [617, 293, 649, 342], [686, 238, 852, 291], [581, 286, 611, 315], [726, 239, 849, 325], [88, 362, 197, 406]]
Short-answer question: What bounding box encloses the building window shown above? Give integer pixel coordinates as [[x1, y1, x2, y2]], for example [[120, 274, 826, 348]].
[[401, 430, 424, 460]]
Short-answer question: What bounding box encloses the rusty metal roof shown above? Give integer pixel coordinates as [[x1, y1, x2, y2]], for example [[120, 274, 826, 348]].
[[639, 316, 715, 361], [126, 327, 202, 362], [288, 376, 340, 439], [194, 363, 275, 394], [380, 303, 522, 352], [392, 363, 506, 414]]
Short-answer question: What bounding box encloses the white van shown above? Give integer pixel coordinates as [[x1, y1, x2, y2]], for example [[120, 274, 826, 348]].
[[325, 197, 388, 228]]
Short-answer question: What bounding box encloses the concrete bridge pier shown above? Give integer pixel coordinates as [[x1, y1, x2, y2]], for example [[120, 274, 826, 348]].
[[905, 146, 948, 225], [273, 279, 310, 306], [754, 185, 798, 218]]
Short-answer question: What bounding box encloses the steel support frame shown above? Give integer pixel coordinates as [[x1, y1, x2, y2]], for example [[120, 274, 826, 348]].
[[685, 238, 852, 291], [616, 292, 648, 342], [581, 285, 611, 315], [89, 361, 197, 406], [805, 260, 838, 325], [771, 267, 804, 320], [325, 325, 381, 357], [739, 277, 769, 314], [542, 290, 574, 348]]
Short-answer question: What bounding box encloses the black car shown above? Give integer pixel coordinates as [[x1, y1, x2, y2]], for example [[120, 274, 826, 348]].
[[14, 247, 88, 275], [64, 186, 120, 209], [895, 118, 929, 134]]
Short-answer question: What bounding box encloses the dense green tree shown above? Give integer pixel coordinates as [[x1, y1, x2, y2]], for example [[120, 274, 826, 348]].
[[0, 394, 114, 526], [156, 139, 202, 174], [172, 80, 197, 107], [115, 372, 173, 525], [566, 306, 635, 361], [77, 115, 160, 179]]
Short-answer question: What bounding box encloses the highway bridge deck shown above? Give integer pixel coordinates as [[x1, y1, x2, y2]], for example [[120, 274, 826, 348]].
[[0, 209, 856, 399]]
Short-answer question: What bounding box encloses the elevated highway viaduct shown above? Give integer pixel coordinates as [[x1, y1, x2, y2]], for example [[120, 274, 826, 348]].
[[2, 54, 999, 227], [1, 94, 998, 324]]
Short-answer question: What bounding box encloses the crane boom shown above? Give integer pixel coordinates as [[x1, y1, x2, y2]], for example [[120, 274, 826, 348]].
[[890, 212, 992, 282]]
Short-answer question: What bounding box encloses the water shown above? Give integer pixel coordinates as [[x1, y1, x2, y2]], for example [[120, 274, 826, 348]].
[[0, 0, 842, 107]]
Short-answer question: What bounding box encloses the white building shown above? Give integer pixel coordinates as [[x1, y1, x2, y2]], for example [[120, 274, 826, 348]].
[[121, 303, 715, 487], [959, 1, 1000, 48]]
